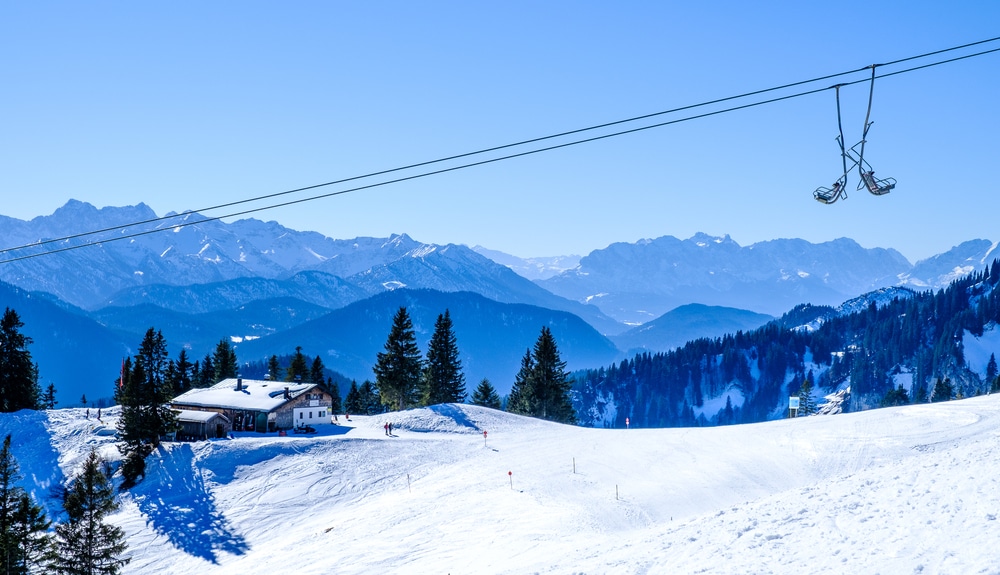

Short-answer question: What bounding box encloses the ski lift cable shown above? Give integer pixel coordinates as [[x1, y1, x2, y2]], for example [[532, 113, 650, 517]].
[[3, 37, 998, 258], [2, 43, 1000, 264], [0, 65, 875, 258]]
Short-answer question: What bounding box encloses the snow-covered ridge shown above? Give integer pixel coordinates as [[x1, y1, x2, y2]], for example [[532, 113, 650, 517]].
[[7, 399, 999, 574]]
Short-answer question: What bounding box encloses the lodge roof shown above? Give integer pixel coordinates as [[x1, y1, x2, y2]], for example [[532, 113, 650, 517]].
[[171, 378, 318, 412], [174, 409, 231, 424]]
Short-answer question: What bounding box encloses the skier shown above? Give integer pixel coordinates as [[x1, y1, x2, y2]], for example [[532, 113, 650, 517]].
[[384, 422, 389, 436], [388, 422, 393, 436]]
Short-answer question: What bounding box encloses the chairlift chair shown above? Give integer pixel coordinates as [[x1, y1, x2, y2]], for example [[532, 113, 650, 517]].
[[845, 139, 895, 195], [853, 65, 896, 196], [814, 175, 847, 204], [859, 166, 896, 195], [812, 67, 897, 203]]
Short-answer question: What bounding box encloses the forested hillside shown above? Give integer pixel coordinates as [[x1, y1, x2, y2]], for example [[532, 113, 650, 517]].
[[573, 260, 1000, 428]]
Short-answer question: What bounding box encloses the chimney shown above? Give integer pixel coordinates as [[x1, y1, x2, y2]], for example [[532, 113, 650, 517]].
[[236, 378, 243, 391], [284, 386, 290, 400]]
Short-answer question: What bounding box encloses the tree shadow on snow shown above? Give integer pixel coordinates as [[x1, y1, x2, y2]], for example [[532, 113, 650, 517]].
[[427, 403, 480, 431], [135, 444, 249, 564]]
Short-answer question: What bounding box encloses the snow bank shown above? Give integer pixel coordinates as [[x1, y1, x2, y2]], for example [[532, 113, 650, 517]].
[[5, 398, 1000, 574]]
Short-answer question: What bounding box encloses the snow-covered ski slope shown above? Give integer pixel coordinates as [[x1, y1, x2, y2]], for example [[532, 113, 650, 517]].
[[5, 397, 1000, 574]]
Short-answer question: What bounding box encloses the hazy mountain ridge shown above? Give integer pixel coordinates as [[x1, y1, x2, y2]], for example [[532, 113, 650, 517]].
[[1, 200, 996, 409], [235, 288, 622, 395], [533, 233, 993, 322]]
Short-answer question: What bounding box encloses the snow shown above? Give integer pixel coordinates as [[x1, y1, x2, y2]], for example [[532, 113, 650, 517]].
[[171, 378, 316, 412], [5, 398, 1000, 574]]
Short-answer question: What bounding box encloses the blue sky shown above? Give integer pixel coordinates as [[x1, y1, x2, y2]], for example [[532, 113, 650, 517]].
[[2, 2, 997, 263]]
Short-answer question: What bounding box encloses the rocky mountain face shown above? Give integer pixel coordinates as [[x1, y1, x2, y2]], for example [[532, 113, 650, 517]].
[[534, 233, 997, 323]]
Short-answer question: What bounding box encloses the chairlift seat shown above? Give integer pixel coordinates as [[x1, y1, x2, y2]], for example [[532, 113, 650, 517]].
[[860, 171, 896, 195], [814, 184, 844, 204]]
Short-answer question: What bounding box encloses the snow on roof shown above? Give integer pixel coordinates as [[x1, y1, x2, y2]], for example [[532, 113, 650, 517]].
[[171, 378, 317, 412], [174, 409, 230, 424]]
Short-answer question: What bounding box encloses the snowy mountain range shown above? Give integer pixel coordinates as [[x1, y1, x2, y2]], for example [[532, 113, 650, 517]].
[[535, 233, 999, 323], [1, 200, 998, 407]]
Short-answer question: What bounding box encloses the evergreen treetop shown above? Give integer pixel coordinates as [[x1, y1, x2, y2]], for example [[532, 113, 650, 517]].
[[373, 307, 423, 412], [421, 310, 466, 406], [506, 327, 576, 425], [470, 378, 502, 410], [51, 450, 130, 575]]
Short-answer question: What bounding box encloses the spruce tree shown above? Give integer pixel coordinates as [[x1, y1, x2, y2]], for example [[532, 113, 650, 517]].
[[309, 356, 325, 385], [11, 491, 51, 574], [421, 310, 466, 406], [196, 354, 215, 388], [327, 378, 343, 414], [373, 307, 423, 411], [358, 381, 381, 415], [470, 378, 501, 409], [506, 349, 534, 416], [344, 381, 362, 415], [172, 349, 193, 394], [931, 377, 954, 402], [285, 347, 309, 383], [0, 308, 41, 412], [530, 327, 576, 424], [797, 379, 815, 416], [212, 339, 239, 383], [267, 355, 283, 382], [506, 328, 576, 424], [51, 450, 129, 575], [42, 383, 58, 410], [987, 353, 998, 392], [116, 329, 178, 487], [0, 434, 52, 575]]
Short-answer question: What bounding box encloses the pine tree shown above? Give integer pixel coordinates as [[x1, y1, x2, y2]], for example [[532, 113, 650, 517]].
[[115, 329, 178, 487], [506, 328, 576, 424], [212, 339, 239, 383], [327, 378, 343, 414], [358, 381, 381, 415], [0, 308, 42, 412], [506, 349, 534, 416], [470, 378, 501, 409], [267, 355, 283, 382], [285, 347, 309, 383], [50, 450, 129, 575], [0, 434, 52, 574], [987, 353, 998, 392], [196, 354, 215, 388], [42, 383, 58, 410], [373, 307, 423, 412], [172, 349, 193, 395], [797, 379, 815, 416], [529, 327, 576, 424], [344, 380, 362, 415], [421, 310, 466, 406], [11, 491, 51, 574], [309, 356, 325, 385], [931, 377, 954, 403]]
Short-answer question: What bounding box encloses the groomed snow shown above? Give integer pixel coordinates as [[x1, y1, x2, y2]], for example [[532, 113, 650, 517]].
[[5, 397, 1000, 574]]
